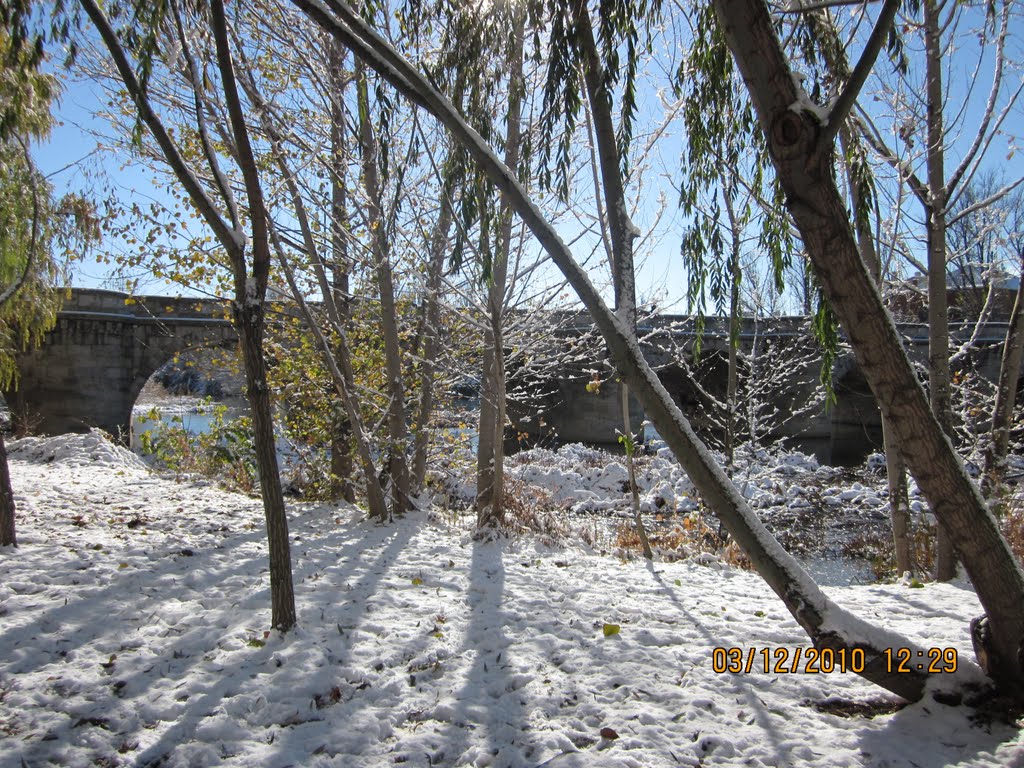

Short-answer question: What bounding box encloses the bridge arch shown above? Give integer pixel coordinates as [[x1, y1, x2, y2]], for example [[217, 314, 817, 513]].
[[4, 289, 236, 440]]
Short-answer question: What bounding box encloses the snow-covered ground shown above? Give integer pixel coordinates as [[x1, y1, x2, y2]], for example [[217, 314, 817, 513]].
[[2, 432, 1023, 767]]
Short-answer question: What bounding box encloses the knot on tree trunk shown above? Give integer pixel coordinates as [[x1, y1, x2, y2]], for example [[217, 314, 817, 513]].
[[770, 109, 819, 166], [770, 111, 813, 159]]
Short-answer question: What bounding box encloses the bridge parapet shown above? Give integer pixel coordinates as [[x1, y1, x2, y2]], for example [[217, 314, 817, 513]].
[[61, 287, 231, 321]]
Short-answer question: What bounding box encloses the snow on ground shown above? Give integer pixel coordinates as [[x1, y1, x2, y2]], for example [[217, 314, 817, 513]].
[[2, 433, 1023, 767]]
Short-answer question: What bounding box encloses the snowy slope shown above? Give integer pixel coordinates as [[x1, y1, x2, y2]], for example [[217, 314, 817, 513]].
[[1, 433, 1022, 767]]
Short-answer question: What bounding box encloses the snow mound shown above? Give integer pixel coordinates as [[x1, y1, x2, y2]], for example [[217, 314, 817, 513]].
[[8, 430, 149, 470]]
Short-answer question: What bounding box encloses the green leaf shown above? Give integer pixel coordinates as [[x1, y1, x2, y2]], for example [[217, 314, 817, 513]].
[[603, 623, 621, 637]]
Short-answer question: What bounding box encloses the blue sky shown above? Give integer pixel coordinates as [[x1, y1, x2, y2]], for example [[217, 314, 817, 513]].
[[32, 2, 1024, 313]]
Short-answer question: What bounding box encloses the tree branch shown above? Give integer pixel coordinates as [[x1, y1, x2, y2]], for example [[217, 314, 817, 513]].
[[818, 0, 900, 150], [170, 1, 241, 233], [79, 0, 240, 254], [210, 0, 270, 294], [946, 0, 1011, 198], [853, 111, 929, 206]]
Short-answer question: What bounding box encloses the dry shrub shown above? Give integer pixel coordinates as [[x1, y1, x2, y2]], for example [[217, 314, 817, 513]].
[[721, 540, 753, 570], [499, 477, 567, 542], [1000, 504, 1024, 566], [844, 524, 936, 582], [614, 513, 752, 568]]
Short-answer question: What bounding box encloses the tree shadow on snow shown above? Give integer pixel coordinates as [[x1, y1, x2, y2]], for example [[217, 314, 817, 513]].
[[644, 561, 796, 766], [428, 537, 531, 767], [4, 499, 427, 768], [856, 695, 1024, 767]]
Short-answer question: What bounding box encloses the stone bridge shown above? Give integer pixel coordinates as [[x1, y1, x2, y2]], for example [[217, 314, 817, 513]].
[[7, 289, 1017, 466], [5, 288, 235, 438], [508, 314, 1018, 465]]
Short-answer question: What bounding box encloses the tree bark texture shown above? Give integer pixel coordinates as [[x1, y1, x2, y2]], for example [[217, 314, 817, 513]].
[[356, 62, 410, 518], [0, 432, 16, 547], [412, 193, 454, 495], [712, 0, 1024, 690], [236, 305, 297, 631]]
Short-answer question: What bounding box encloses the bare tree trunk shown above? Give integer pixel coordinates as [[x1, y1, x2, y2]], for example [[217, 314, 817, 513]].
[[983, 253, 1024, 511], [0, 432, 16, 548], [328, 37, 356, 504], [86, 0, 297, 631], [572, 0, 651, 556], [475, 205, 507, 526], [476, 334, 502, 523], [885, 427, 914, 573], [476, 302, 508, 528], [924, 0, 956, 581], [622, 384, 653, 558], [237, 37, 385, 521], [476, 10, 524, 529], [722, 180, 742, 470], [212, 4, 296, 632], [356, 61, 410, 518], [411, 192, 454, 494], [838, 119, 916, 577], [271, 228, 390, 523], [235, 304, 296, 630]]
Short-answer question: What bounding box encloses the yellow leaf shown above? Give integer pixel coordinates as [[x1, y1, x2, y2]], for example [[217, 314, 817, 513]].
[[602, 623, 620, 637]]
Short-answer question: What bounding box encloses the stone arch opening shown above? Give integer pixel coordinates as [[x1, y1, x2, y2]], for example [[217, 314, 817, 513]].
[[7, 291, 238, 441], [130, 343, 244, 449]]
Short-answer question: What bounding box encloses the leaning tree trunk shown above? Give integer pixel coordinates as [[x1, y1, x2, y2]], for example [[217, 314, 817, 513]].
[[710, 0, 1024, 691], [294, 0, 1018, 701]]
